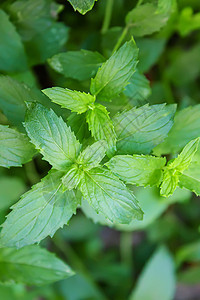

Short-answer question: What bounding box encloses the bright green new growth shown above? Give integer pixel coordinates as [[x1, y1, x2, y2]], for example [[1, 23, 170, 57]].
[[160, 138, 200, 197], [90, 39, 138, 101]]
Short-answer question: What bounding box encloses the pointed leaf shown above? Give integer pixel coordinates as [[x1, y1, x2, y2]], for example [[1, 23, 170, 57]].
[[79, 167, 143, 224], [0, 9, 27, 72], [90, 40, 138, 101], [24, 103, 81, 171], [107, 155, 166, 187], [42, 87, 95, 114], [0, 170, 79, 248], [77, 140, 107, 170], [0, 245, 74, 285], [86, 103, 116, 153], [68, 0, 97, 14], [62, 165, 83, 190], [113, 104, 176, 155], [130, 247, 175, 300], [0, 125, 36, 168], [48, 49, 105, 80], [160, 169, 179, 197], [154, 105, 200, 155]]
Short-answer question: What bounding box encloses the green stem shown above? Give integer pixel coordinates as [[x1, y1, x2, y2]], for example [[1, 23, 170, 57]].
[[101, 0, 114, 34], [112, 26, 129, 54], [53, 236, 109, 300]]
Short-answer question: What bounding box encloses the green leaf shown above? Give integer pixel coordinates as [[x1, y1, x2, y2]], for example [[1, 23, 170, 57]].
[[160, 169, 179, 197], [176, 241, 200, 267], [82, 187, 191, 231], [42, 87, 95, 114], [0, 177, 26, 211], [168, 138, 200, 172], [160, 138, 200, 197], [62, 165, 83, 190], [67, 0, 97, 14], [177, 7, 200, 37], [90, 40, 138, 101], [0, 9, 27, 72], [179, 173, 200, 196], [79, 167, 143, 224], [8, 0, 69, 65], [154, 105, 200, 155], [77, 140, 107, 170], [48, 50, 105, 81], [86, 103, 116, 153], [124, 70, 151, 103], [0, 245, 74, 285], [113, 104, 176, 155], [129, 246, 175, 300], [136, 38, 166, 73], [0, 76, 63, 132], [0, 170, 79, 248], [24, 103, 81, 171], [0, 125, 36, 168], [126, 1, 173, 37], [107, 155, 166, 187]]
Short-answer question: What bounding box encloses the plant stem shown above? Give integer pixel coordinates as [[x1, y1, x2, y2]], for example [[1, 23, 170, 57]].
[[112, 26, 129, 54], [101, 0, 114, 34]]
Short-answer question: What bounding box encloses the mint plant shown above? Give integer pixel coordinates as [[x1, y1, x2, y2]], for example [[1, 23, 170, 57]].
[[1, 0, 200, 298]]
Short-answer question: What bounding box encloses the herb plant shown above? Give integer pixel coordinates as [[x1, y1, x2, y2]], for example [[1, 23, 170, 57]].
[[1, 0, 200, 299]]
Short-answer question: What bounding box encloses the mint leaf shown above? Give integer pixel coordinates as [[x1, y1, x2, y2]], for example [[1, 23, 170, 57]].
[[0, 170, 79, 248], [0, 125, 36, 168], [77, 140, 107, 170], [24, 103, 81, 171], [177, 7, 200, 37], [168, 138, 200, 172], [48, 50, 105, 81], [160, 138, 199, 197], [154, 105, 200, 155], [124, 70, 151, 103], [43, 87, 95, 114], [113, 104, 176, 155], [67, 0, 97, 14], [130, 246, 175, 300], [0, 245, 74, 285], [0, 9, 27, 72], [8, 0, 69, 65], [86, 103, 116, 153], [79, 167, 143, 224], [90, 40, 138, 101], [160, 169, 180, 197], [62, 165, 83, 190], [179, 174, 200, 197], [107, 155, 166, 187], [126, 1, 173, 37]]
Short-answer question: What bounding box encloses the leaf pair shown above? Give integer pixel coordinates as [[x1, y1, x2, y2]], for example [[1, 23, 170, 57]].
[[43, 39, 139, 154], [0, 103, 143, 249]]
